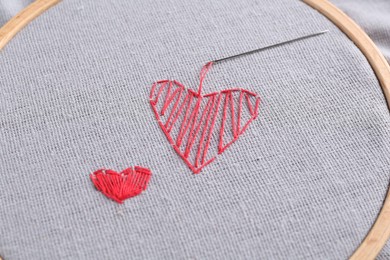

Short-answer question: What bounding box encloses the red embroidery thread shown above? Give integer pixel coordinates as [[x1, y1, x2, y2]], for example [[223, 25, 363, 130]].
[[90, 166, 151, 203], [150, 62, 261, 173]]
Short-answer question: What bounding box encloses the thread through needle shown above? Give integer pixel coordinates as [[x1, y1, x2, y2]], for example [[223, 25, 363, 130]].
[[211, 30, 329, 64]]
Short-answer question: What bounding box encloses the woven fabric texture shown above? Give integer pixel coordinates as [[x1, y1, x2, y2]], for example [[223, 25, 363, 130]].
[[1, 0, 390, 259]]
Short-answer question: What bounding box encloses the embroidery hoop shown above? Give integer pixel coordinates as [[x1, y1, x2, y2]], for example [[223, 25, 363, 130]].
[[0, 0, 389, 258]]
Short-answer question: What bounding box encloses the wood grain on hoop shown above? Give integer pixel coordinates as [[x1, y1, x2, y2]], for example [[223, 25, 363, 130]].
[[303, 0, 390, 259], [0, 0, 389, 259], [0, 0, 59, 50]]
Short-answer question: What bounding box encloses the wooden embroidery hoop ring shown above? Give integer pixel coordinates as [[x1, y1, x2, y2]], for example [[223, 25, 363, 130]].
[[0, 0, 389, 258]]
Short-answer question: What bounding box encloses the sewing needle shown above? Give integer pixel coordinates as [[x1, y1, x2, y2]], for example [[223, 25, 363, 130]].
[[212, 30, 329, 64]]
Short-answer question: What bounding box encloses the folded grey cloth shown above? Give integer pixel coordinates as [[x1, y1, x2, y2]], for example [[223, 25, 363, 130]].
[[332, 0, 390, 64], [0, 0, 34, 27]]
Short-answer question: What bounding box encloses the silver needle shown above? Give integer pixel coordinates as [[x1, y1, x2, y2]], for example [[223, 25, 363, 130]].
[[212, 30, 329, 64]]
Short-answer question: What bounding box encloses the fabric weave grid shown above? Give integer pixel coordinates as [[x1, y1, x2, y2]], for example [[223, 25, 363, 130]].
[[0, 0, 390, 259]]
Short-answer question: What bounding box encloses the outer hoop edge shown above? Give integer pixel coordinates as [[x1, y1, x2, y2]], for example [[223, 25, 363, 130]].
[[303, 0, 390, 259]]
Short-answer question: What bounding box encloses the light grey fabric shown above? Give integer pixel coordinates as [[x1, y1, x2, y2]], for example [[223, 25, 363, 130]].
[[0, 0, 34, 27], [1, 0, 390, 259], [378, 247, 390, 260]]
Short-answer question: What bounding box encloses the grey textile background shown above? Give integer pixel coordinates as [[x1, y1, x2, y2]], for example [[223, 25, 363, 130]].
[[1, 0, 390, 259], [0, 0, 34, 27]]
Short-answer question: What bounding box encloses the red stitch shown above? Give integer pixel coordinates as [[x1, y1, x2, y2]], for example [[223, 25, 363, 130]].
[[90, 166, 151, 203], [200, 93, 222, 165], [150, 62, 261, 173]]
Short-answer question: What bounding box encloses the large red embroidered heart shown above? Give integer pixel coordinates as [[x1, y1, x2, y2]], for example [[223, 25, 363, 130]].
[[90, 166, 151, 203], [150, 62, 260, 173]]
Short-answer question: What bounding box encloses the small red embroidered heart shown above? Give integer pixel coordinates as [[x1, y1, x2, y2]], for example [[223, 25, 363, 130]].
[[150, 62, 260, 173], [90, 166, 151, 203]]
